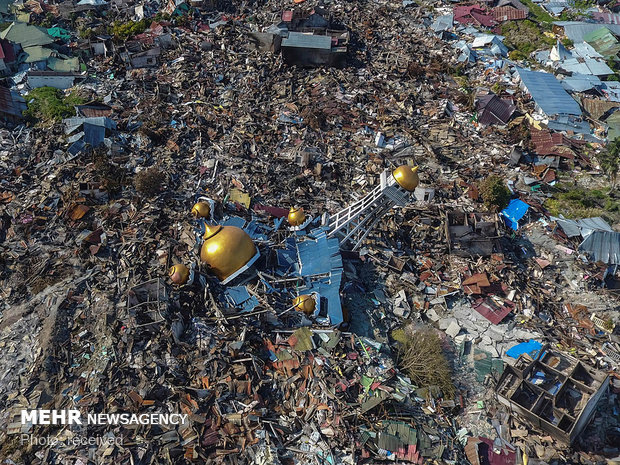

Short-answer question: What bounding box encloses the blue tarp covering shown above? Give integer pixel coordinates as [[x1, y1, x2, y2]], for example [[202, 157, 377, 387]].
[[501, 199, 530, 230], [517, 68, 582, 116], [506, 339, 543, 359]]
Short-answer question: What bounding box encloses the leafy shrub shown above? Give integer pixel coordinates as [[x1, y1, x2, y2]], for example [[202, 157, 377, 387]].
[[393, 328, 455, 399], [478, 175, 511, 211], [23, 87, 85, 124], [109, 19, 149, 41], [134, 168, 165, 197]]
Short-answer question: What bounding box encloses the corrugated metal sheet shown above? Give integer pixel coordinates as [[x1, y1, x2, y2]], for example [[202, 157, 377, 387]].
[[582, 98, 620, 119], [591, 11, 620, 24], [295, 228, 343, 326], [602, 81, 620, 102], [546, 116, 591, 134], [431, 14, 453, 32], [572, 41, 603, 59], [579, 230, 620, 264], [476, 94, 515, 125], [554, 216, 612, 237], [492, 6, 528, 21], [517, 68, 582, 116], [0, 85, 25, 119], [560, 22, 620, 43], [497, 0, 529, 11], [584, 26, 620, 57], [281, 32, 331, 50], [0, 22, 53, 48], [561, 74, 601, 92]]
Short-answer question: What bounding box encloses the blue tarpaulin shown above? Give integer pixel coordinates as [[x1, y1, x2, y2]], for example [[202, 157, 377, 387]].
[[501, 199, 530, 230], [506, 339, 543, 359]]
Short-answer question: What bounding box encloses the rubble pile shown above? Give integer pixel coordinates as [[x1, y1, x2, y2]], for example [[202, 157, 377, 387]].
[[0, 0, 619, 463]]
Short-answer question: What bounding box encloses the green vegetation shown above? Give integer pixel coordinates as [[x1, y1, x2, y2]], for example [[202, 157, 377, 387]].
[[134, 167, 165, 197], [501, 20, 556, 58], [561, 38, 574, 48], [519, 0, 554, 24], [479, 175, 511, 211], [109, 19, 149, 41], [392, 328, 455, 399], [599, 138, 620, 188], [78, 27, 93, 39], [153, 12, 171, 22], [545, 184, 620, 220], [24, 87, 85, 124]]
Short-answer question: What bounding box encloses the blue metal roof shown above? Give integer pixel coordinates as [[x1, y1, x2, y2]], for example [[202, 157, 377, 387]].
[[517, 68, 582, 116], [224, 286, 259, 313], [561, 74, 601, 92], [431, 14, 453, 32], [281, 32, 331, 50], [295, 228, 343, 326]]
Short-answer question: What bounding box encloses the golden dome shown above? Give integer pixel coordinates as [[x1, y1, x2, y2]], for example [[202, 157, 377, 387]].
[[200, 224, 257, 282], [292, 294, 316, 315], [393, 165, 419, 192], [191, 202, 211, 218], [169, 264, 190, 285], [288, 206, 306, 227]]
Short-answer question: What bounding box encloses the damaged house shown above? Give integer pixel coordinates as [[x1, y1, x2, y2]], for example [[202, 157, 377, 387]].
[[248, 8, 349, 67], [445, 211, 501, 257], [496, 345, 609, 444]]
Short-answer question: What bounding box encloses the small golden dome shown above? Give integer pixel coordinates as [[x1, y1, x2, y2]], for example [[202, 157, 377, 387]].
[[292, 294, 316, 315], [393, 165, 419, 192], [191, 202, 211, 218], [169, 264, 190, 285], [288, 206, 306, 227], [200, 224, 256, 282]]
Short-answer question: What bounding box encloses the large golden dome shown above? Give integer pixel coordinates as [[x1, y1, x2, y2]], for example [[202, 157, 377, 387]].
[[292, 294, 316, 315], [393, 165, 419, 192], [288, 207, 306, 227], [200, 224, 257, 282]]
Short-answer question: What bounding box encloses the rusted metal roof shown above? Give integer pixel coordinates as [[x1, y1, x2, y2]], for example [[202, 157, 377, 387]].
[[0, 86, 25, 119], [492, 6, 528, 21], [582, 97, 620, 120]]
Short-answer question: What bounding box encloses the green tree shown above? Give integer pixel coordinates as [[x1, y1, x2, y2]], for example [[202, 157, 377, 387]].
[[479, 175, 511, 211], [599, 138, 620, 189]]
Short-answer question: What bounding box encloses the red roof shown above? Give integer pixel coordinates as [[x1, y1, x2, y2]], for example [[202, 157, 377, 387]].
[[0, 40, 15, 63], [454, 5, 496, 27]]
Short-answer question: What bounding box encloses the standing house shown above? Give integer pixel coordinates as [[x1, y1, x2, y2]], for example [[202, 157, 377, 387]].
[[27, 70, 84, 89], [516, 68, 582, 118], [272, 9, 349, 67], [496, 346, 609, 444]]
